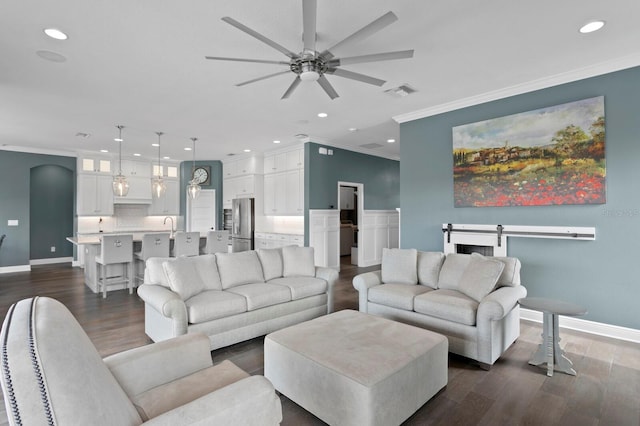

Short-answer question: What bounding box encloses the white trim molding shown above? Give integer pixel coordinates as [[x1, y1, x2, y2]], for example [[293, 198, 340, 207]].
[[30, 257, 73, 266], [521, 308, 640, 344], [394, 53, 640, 124], [359, 210, 399, 267], [308, 210, 340, 270], [0, 265, 31, 274]]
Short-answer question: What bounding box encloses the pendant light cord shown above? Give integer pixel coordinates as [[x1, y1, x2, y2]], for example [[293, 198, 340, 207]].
[[190, 137, 197, 179], [116, 125, 124, 174], [156, 132, 163, 176]]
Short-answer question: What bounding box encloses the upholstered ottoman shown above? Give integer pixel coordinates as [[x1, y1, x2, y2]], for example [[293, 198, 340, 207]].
[[264, 309, 448, 426]]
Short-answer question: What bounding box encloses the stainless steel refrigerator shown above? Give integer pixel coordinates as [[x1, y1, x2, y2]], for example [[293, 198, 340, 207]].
[[231, 198, 255, 252]]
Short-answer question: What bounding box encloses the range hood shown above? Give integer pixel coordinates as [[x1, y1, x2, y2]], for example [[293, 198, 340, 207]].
[[113, 177, 152, 204]]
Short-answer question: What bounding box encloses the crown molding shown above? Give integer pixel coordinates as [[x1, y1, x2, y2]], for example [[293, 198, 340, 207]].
[[0, 145, 77, 157], [307, 138, 400, 161], [393, 53, 640, 124]]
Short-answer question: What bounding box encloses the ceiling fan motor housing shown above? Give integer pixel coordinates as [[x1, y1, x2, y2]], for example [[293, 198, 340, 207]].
[[291, 56, 327, 81]]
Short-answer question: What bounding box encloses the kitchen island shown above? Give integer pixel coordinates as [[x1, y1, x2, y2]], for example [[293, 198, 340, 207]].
[[67, 231, 229, 294]]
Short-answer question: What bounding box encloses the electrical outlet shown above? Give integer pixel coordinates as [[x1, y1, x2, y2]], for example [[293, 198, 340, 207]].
[[50, 246, 56, 253]]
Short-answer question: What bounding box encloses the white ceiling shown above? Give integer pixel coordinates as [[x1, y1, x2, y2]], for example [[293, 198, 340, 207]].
[[2, 0, 639, 162]]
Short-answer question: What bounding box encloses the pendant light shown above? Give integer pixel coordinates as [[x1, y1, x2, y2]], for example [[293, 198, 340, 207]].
[[186, 137, 201, 199], [112, 125, 129, 196], [152, 131, 166, 198]]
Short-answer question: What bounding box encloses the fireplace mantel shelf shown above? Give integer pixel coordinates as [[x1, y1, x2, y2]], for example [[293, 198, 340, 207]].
[[442, 223, 596, 241]]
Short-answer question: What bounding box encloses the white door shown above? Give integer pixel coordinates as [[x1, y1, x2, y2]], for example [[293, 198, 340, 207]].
[[187, 189, 216, 233]]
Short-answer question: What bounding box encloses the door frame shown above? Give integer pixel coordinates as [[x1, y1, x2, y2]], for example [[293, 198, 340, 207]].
[[336, 181, 364, 269]]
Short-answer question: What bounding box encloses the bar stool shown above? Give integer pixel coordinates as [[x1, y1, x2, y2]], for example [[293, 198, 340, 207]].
[[95, 234, 133, 298], [203, 230, 231, 254], [134, 233, 170, 284], [172, 231, 200, 257]]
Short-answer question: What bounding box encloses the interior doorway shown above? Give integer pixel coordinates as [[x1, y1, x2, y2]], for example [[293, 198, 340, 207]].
[[337, 182, 363, 269]]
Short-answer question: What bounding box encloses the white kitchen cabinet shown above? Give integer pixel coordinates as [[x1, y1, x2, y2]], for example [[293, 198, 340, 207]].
[[236, 175, 254, 196], [78, 155, 112, 174], [223, 174, 263, 209], [148, 179, 179, 215], [264, 152, 287, 174], [263, 170, 303, 216], [223, 155, 263, 178], [77, 174, 114, 216], [285, 169, 304, 214], [285, 148, 304, 170], [120, 160, 151, 178], [222, 179, 235, 208]]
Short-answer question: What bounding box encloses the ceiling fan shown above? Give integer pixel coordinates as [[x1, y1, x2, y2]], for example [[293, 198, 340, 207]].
[[205, 0, 414, 100]]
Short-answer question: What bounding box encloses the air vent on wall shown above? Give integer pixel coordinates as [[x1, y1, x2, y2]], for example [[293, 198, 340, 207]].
[[384, 84, 417, 97], [359, 143, 384, 149]]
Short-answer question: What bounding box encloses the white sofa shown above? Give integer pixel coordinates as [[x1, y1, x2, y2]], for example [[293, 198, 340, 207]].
[[353, 249, 527, 367], [138, 246, 338, 350]]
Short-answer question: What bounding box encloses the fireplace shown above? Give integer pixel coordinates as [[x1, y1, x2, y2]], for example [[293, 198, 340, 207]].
[[443, 225, 507, 256]]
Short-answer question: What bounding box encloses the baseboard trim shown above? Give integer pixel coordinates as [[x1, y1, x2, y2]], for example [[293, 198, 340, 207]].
[[30, 257, 73, 266], [520, 308, 640, 344], [0, 265, 31, 274]]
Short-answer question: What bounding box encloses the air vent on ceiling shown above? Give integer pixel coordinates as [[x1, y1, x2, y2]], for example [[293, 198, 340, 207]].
[[384, 84, 417, 97], [360, 143, 384, 149], [227, 153, 236, 156], [75, 132, 91, 139]]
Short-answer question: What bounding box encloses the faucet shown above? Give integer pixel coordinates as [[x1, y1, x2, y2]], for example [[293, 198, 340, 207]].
[[163, 216, 175, 238]]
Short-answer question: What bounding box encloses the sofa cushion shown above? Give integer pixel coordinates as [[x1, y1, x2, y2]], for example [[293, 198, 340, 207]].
[[132, 360, 249, 421], [437, 253, 472, 290], [381, 248, 418, 285], [226, 283, 292, 311], [268, 277, 327, 300], [145, 257, 174, 288], [216, 251, 265, 289], [282, 246, 316, 277], [493, 257, 522, 287], [368, 283, 433, 311], [184, 290, 247, 324], [414, 289, 479, 326], [257, 248, 284, 281], [163, 257, 206, 300], [458, 253, 505, 302], [417, 251, 445, 289]]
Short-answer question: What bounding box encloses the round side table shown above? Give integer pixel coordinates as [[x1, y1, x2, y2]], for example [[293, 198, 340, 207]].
[[518, 297, 587, 377]]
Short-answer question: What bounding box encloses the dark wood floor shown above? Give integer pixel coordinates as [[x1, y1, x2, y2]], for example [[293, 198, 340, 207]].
[[1, 258, 639, 425]]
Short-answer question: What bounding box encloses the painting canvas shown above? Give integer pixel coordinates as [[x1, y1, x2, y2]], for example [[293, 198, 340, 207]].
[[452, 96, 605, 207]]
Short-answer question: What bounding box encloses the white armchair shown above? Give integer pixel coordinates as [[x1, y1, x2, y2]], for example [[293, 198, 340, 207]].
[[0, 297, 282, 425]]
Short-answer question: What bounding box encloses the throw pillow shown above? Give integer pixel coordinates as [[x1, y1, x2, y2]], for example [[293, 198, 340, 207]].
[[381, 248, 418, 285], [192, 254, 222, 291], [437, 253, 472, 290], [163, 257, 207, 300], [145, 257, 174, 288], [215, 251, 265, 289], [457, 253, 505, 302], [257, 248, 284, 281], [417, 251, 445, 289], [282, 246, 315, 277]]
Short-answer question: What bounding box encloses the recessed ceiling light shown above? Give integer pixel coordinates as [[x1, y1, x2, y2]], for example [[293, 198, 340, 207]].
[[243, 149, 251, 152], [387, 139, 396, 143], [43, 28, 68, 40], [133, 153, 141, 157], [184, 147, 192, 151], [579, 20, 605, 34], [163, 156, 170, 160], [317, 112, 328, 118], [151, 143, 159, 147], [349, 128, 358, 132], [100, 149, 108, 153], [273, 140, 281, 144]]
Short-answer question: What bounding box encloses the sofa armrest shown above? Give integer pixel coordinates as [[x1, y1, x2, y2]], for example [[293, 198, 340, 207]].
[[142, 375, 282, 426], [478, 285, 528, 322], [104, 333, 212, 398], [315, 267, 338, 313], [137, 284, 187, 320], [352, 271, 383, 313]]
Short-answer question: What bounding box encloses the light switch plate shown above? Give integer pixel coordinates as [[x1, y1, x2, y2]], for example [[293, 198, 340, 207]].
[[7, 220, 18, 226]]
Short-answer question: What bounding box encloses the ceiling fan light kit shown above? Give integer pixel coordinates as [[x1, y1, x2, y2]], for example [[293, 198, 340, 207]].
[[206, 0, 414, 100]]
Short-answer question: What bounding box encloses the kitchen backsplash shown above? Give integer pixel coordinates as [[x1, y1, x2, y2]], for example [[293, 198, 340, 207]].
[[78, 205, 177, 234], [256, 215, 304, 235]]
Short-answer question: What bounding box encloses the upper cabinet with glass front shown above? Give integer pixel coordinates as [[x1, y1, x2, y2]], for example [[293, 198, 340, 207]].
[[78, 154, 112, 174]]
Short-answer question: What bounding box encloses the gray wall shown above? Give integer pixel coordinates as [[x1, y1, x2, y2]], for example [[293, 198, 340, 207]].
[[30, 165, 74, 260], [400, 66, 640, 329], [0, 151, 76, 267], [305, 142, 400, 243], [179, 160, 223, 230]]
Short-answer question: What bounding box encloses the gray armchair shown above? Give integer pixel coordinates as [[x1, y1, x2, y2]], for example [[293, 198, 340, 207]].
[[0, 297, 282, 425]]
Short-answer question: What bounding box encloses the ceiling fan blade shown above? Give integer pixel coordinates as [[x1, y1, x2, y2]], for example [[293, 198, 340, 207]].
[[319, 11, 398, 60], [302, 0, 317, 54], [317, 75, 339, 100], [281, 77, 302, 99], [236, 70, 291, 87], [205, 56, 290, 66], [326, 68, 385, 86], [328, 50, 414, 67], [221, 16, 299, 59]]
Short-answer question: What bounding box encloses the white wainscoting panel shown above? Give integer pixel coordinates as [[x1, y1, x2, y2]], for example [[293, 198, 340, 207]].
[[308, 210, 340, 269], [359, 210, 399, 267]]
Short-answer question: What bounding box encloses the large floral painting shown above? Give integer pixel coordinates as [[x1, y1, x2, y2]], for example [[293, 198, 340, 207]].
[[452, 96, 605, 207]]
